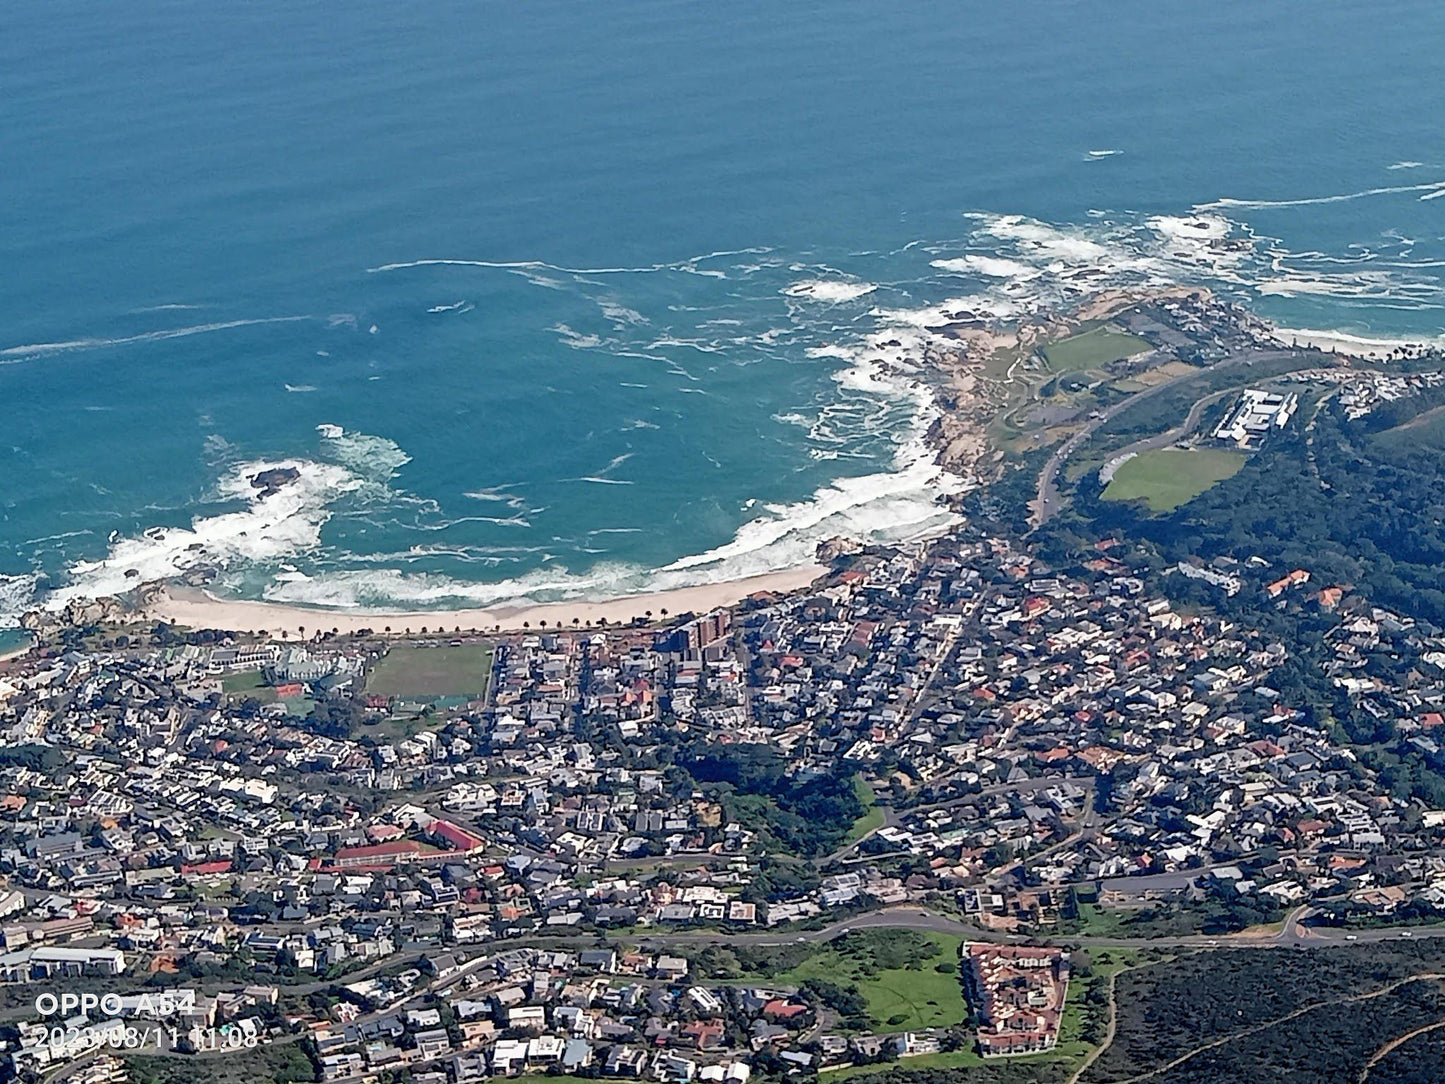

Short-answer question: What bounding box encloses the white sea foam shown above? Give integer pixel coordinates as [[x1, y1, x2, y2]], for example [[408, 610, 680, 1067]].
[[49, 459, 360, 608], [1388, 161, 1425, 170], [0, 316, 311, 362], [930, 255, 1039, 280], [1272, 326, 1445, 355], [0, 574, 40, 628], [1197, 179, 1445, 210], [552, 324, 604, 349], [600, 301, 648, 325], [783, 280, 878, 303], [317, 425, 412, 483]]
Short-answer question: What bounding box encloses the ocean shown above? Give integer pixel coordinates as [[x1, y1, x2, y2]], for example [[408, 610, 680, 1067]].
[[3, 0, 1445, 623]]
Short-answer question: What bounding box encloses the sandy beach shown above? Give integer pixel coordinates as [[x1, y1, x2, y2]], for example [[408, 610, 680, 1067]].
[[143, 564, 828, 638], [1273, 327, 1440, 359]]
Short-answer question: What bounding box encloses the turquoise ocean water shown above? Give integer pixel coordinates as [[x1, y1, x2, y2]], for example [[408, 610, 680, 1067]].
[[3, 0, 1445, 621]]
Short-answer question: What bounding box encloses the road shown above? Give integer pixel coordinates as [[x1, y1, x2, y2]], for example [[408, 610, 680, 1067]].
[[621, 904, 1445, 953], [1031, 347, 1297, 527], [821, 774, 1093, 865]]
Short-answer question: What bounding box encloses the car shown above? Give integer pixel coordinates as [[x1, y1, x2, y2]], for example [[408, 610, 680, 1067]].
[[796, 936, 807, 943], [1401, 931, 1414, 938], [1345, 934, 1357, 940]]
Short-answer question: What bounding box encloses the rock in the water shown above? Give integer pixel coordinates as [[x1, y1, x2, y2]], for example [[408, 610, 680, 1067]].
[[249, 466, 301, 497]]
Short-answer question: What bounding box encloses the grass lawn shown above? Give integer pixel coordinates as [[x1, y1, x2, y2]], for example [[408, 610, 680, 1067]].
[[778, 933, 966, 1033], [1044, 326, 1152, 372], [1373, 403, 1445, 453], [1101, 447, 1245, 511], [821, 1050, 988, 1079], [220, 670, 277, 703], [366, 642, 494, 699], [846, 775, 885, 843]]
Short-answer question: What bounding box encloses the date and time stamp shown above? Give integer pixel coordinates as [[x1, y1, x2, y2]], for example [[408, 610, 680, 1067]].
[[27, 990, 260, 1056]]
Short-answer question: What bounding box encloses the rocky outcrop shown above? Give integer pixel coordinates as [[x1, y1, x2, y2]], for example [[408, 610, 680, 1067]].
[[815, 536, 864, 563], [21, 595, 130, 635], [249, 466, 300, 497]]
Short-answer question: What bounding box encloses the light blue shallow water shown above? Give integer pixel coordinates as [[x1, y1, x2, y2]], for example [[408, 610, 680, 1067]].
[[2, 0, 1444, 619]]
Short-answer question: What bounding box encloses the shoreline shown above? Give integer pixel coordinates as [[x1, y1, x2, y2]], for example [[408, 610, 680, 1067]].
[[1272, 326, 1440, 359], [142, 564, 828, 638]]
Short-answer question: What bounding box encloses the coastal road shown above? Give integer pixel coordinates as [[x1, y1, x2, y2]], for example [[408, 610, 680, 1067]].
[[624, 904, 1445, 953]]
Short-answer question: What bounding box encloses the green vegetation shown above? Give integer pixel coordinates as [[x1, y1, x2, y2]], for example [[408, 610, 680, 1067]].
[[681, 741, 866, 857], [1044, 326, 1152, 372], [1064, 888, 1284, 938], [1081, 943, 1445, 1084], [822, 1063, 1070, 1084], [821, 1051, 989, 1080], [1101, 447, 1245, 511], [126, 1041, 316, 1084], [365, 642, 493, 699], [692, 930, 966, 1033], [1372, 1029, 1445, 1084], [774, 931, 965, 1032], [221, 670, 277, 703], [1082, 394, 1445, 625], [846, 774, 886, 843], [1372, 401, 1445, 453]]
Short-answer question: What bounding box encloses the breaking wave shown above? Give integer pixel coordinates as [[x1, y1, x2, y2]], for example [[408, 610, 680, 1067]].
[[0, 574, 40, 628], [29, 180, 1445, 614], [49, 459, 360, 608]]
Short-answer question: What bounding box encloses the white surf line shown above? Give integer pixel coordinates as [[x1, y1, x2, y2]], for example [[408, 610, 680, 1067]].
[[1197, 179, 1445, 211], [367, 247, 775, 278], [0, 316, 314, 360]]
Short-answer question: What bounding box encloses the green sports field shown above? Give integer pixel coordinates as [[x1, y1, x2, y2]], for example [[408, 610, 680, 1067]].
[[1044, 326, 1152, 372], [1101, 447, 1245, 511], [365, 642, 494, 699]]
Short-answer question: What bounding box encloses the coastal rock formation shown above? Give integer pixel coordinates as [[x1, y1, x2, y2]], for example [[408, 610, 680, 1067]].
[[21, 595, 128, 635], [249, 466, 301, 497], [816, 536, 864, 562]]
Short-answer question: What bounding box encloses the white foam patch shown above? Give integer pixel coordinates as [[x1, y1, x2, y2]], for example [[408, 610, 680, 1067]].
[[1197, 179, 1445, 210], [49, 460, 361, 608], [317, 425, 412, 483], [1272, 326, 1445, 355], [930, 255, 1039, 280], [784, 280, 878, 303], [0, 574, 40, 628], [0, 316, 312, 363]]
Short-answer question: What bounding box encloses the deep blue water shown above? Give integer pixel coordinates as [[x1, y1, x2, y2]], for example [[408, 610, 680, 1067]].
[[3, 0, 1444, 618]]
